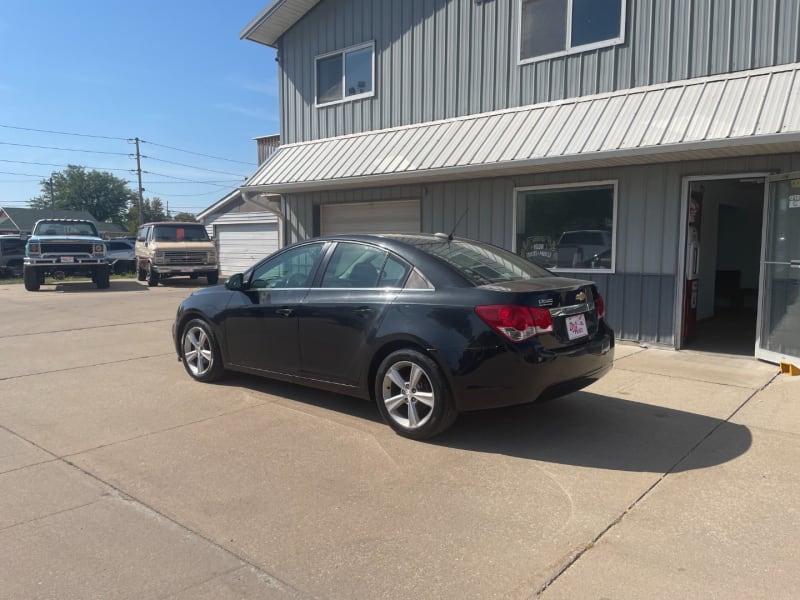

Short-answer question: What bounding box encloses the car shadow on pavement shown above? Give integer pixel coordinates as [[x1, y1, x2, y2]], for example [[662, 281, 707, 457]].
[[433, 392, 752, 473], [213, 373, 383, 424], [212, 376, 751, 474], [42, 280, 148, 293]]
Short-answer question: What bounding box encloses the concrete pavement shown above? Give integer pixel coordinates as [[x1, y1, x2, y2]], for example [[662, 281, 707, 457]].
[[0, 279, 797, 599]]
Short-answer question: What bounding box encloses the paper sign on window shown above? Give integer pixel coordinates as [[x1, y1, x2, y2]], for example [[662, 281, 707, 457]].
[[789, 195, 800, 209]]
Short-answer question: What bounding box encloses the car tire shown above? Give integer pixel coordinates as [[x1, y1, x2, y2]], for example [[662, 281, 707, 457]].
[[95, 264, 110, 289], [374, 349, 457, 440], [207, 272, 219, 285], [23, 266, 40, 291], [137, 262, 147, 281], [147, 264, 159, 287], [180, 319, 225, 382]]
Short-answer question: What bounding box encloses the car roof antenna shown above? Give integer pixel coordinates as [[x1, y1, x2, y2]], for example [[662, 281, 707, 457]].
[[436, 208, 468, 242]]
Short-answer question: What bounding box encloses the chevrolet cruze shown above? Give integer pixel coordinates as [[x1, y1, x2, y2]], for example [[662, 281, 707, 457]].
[[173, 234, 614, 439]]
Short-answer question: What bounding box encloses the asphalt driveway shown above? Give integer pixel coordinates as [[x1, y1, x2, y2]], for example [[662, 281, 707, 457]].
[[0, 279, 797, 599]]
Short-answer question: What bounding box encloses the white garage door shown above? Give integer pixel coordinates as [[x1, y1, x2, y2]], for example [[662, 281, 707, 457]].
[[320, 200, 420, 235], [216, 223, 279, 276]]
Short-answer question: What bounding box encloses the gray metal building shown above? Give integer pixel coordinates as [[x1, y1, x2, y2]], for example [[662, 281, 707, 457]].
[[238, 0, 800, 364]]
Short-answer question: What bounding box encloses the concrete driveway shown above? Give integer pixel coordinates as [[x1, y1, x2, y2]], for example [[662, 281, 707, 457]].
[[0, 279, 797, 599]]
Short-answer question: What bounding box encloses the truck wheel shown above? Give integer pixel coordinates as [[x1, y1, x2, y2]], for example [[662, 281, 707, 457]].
[[147, 265, 159, 287], [95, 265, 110, 289], [137, 262, 147, 281], [207, 272, 219, 285], [23, 266, 40, 291]]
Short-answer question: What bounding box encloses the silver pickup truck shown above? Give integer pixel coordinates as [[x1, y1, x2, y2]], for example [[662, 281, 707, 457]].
[[23, 219, 110, 291]]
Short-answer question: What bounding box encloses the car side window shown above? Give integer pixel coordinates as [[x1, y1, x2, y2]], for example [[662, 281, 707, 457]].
[[250, 243, 324, 289], [379, 254, 411, 287], [320, 243, 388, 288]]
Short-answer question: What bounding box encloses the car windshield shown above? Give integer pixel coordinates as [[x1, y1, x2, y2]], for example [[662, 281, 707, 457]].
[[387, 235, 552, 285], [34, 221, 98, 236], [153, 225, 209, 242]]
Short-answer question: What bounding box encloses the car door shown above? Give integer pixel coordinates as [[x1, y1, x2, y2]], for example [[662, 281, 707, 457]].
[[298, 242, 410, 386], [222, 242, 325, 376]]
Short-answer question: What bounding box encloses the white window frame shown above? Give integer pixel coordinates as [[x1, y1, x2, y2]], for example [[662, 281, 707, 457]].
[[518, 0, 627, 65], [512, 180, 618, 274], [315, 41, 375, 108]]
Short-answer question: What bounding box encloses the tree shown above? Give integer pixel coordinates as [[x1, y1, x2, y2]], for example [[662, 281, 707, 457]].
[[125, 197, 168, 234], [29, 165, 135, 224], [172, 212, 197, 222]]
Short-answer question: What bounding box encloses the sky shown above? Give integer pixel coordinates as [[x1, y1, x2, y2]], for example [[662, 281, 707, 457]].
[[0, 0, 278, 217]]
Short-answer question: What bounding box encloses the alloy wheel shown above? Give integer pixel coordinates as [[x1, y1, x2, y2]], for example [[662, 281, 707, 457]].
[[183, 325, 214, 377], [381, 360, 435, 429]]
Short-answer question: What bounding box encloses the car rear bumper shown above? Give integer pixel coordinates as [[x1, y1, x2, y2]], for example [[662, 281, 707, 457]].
[[444, 325, 615, 412]]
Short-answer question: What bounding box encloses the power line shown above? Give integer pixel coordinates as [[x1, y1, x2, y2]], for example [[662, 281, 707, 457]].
[[143, 170, 242, 185], [0, 169, 49, 178], [0, 158, 134, 174], [140, 139, 254, 166], [0, 141, 130, 156], [141, 155, 248, 177], [0, 123, 128, 141], [144, 188, 232, 197]]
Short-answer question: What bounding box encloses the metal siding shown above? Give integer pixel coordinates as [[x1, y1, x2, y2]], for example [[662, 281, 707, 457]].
[[276, 0, 798, 144], [278, 151, 798, 346]]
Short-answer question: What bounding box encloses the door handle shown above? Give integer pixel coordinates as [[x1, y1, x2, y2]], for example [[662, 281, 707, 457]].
[[354, 306, 374, 316], [791, 260, 800, 269], [276, 308, 294, 317]]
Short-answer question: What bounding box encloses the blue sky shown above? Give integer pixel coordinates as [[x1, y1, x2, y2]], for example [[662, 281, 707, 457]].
[[0, 0, 278, 216]]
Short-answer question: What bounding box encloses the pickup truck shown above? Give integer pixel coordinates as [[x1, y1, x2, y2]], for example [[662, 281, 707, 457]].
[[23, 219, 110, 291]]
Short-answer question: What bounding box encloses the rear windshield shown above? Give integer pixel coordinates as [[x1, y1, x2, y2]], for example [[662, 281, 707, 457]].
[[153, 225, 209, 242], [389, 235, 552, 285], [34, 221, 98, 237], [1, 239, 25, 254]]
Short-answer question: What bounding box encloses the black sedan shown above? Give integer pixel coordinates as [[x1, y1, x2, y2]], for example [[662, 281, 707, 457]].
[[172, 234, 614, 439]]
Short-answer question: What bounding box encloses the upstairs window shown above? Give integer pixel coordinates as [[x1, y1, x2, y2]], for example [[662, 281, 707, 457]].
[[520, 0, 626, 63], [316, 42, 374, 107]]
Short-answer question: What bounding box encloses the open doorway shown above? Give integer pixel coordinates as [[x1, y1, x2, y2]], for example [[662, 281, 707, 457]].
[[680, 177, 765, 355]]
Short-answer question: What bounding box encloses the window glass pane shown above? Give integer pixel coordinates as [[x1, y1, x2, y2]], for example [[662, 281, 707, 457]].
[[396, 236, 552, 285], [521, 0, 567, 60], [516, 185, 615, 270], [317, 54, 343, 104], [571, 0, 622, 47], [320, 242, 387, 288], [379, 254, 410, 287], [345, 46, 372, 97], [251, 243, 323, 288]]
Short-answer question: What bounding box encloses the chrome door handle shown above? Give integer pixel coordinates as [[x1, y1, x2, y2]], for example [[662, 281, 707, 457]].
[[276, 308, 294, 317]]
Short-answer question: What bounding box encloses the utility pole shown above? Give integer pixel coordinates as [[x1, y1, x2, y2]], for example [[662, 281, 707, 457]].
[[134, 137, 145, 225], [48, 176, 55, 217]]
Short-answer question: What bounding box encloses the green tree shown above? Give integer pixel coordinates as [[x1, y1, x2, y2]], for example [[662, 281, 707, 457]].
[[125, 197, 169, 234], [171, 212, 197, 222], [29, 165, 135, 224]]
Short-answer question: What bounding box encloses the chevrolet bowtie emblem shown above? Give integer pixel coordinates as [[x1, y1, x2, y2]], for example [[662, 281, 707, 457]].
[[576, 291, 586, 302]]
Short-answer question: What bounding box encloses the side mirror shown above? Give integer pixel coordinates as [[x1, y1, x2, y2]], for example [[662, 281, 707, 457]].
[[225, 273, 245, 291]]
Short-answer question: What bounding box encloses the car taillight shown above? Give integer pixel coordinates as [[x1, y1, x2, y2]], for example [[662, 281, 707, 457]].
[[475, 305, 554, 342], [595, 291, 605, 320]]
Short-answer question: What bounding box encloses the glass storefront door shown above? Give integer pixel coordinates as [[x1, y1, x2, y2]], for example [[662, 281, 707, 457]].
[[756, 173, 800, 363]]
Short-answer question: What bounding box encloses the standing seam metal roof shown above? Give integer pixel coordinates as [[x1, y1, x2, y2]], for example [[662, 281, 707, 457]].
[[242, 63, 800, 193]]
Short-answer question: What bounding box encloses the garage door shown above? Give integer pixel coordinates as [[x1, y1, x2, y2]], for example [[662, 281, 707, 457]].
[[320, 200, 420, 235], [216, 223, 279, 276]]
